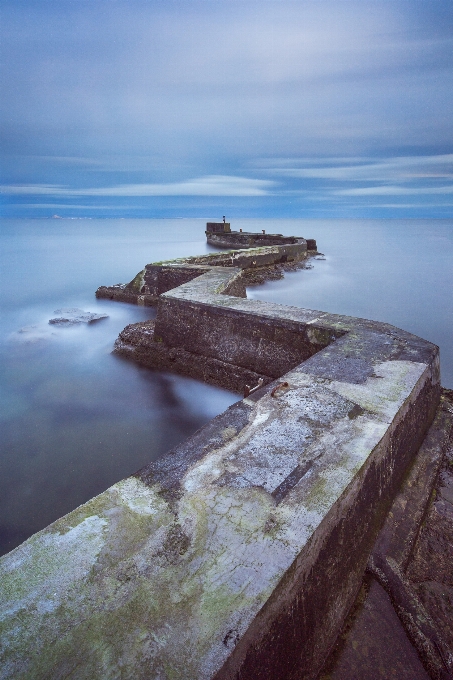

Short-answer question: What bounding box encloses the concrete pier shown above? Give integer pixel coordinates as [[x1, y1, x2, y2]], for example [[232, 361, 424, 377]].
[[1, 240, 448, 680]]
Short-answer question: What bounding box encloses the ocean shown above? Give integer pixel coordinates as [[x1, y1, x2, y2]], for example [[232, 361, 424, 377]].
[[1, 218, 452, 556]]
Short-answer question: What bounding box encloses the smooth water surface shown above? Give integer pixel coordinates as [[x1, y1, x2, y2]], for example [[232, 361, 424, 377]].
[[244, 218, 453, 386], [0, 219, 239, 556], [1, 218, 452, 556]]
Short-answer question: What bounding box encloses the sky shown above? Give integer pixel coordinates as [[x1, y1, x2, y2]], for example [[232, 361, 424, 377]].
[[1, 0, 452, 218]]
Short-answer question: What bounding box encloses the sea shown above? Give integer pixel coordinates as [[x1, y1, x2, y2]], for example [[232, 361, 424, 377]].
[[1, 218, 452, 557]]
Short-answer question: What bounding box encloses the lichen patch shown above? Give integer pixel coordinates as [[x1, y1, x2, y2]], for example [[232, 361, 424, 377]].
[[326, 360, 428, 422]]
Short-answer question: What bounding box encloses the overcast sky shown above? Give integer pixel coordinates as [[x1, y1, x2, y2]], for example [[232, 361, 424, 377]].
[[1, 0, 452, 217]]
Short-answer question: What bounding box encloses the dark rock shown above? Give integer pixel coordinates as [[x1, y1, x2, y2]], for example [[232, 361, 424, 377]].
[[319, 578, 431, 680]]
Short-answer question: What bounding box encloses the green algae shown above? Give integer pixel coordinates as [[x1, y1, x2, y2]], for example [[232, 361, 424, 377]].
[[304, 476, 329, 512], [307, 326, 336, 347], [0, 480, 268, 679], [127, 269, 146, 292]]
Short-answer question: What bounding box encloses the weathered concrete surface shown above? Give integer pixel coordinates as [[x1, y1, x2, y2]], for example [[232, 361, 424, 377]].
[[206, 222, 231, 233], [114, 258, 438, 395], [319, 389, 453, 680], [205, 229, 317, 251], [96, 240, 309, 306], [0, 242, 443, 680], [116, 319, 273, 394]]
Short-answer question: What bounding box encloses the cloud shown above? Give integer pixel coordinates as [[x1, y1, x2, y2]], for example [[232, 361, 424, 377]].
[[0, 175, 275, 197], [334, 185, 453, 196], [249, 153, 453, 208], [2, 1, 452, 164], [6, 204, 139, 210], [376, 203, 453, 208], [1, 1, 452, 216], [257, 154, 453, 182]]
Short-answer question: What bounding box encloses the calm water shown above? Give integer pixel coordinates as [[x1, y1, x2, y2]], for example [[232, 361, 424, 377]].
[[1, 218, 452, 556]]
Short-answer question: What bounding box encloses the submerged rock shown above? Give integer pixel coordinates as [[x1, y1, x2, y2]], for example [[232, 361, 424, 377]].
[[49, 308, 108, 326], [12, 325, 56, 343]]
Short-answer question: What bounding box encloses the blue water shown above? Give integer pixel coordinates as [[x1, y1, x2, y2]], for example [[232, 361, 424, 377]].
[[1, 218, 452, 556]]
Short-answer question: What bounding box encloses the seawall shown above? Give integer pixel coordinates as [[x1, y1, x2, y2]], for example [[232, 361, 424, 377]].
[[95, 237, 310, 307], [1, 238, 451, 680], [205, 231, 317, 251]]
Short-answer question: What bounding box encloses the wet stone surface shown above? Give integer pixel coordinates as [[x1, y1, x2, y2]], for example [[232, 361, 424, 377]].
[[49, 308, 109, 325]]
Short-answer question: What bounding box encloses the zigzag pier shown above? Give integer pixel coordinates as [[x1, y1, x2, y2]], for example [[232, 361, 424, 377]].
[[1, 228, 452, 679]]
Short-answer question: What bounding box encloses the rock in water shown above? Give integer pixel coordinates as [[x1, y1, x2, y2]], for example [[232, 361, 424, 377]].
[[49, 308, 108, 325], [12, 325, 56, 343]]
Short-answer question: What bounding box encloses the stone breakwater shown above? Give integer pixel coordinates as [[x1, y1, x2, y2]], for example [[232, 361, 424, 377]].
[[205, 229, 317, 251], [95, 236, 313, 307], [1, 237, 452, 680]]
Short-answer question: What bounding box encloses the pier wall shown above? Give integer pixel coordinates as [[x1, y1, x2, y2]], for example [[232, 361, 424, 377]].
[[205, 231, 316, 251], [0, 241, 445, 680], [96, 240, 308, 306]]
